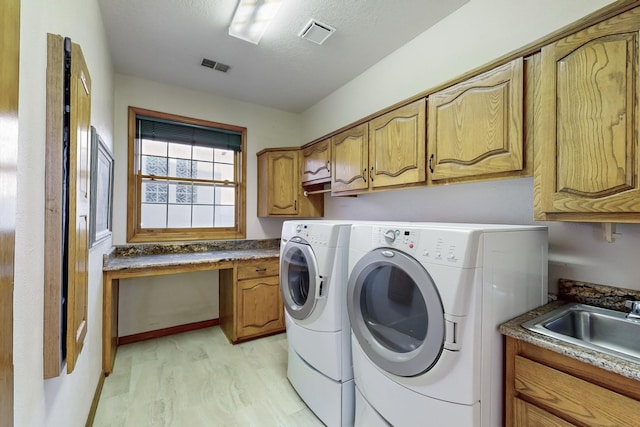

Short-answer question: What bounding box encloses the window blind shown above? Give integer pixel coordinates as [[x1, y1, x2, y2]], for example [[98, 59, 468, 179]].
[[136, 115, 242, 151]]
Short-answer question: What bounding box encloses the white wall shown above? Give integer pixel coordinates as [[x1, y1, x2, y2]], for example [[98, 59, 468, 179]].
[[15, 0, 114, 426], [112, 75, 301, 334], [301, 0, 640, 293]]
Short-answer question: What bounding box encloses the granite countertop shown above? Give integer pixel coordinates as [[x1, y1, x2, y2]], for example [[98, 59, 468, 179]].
[[500, 279, 640, 382], [103, 238, 280, 271]]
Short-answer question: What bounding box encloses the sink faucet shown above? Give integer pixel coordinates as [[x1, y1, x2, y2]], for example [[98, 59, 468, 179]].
[[625, 300, 640, 320]]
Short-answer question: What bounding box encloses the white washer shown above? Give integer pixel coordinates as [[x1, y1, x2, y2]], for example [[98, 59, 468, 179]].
[[346, 222, 548, 427], [280, 220, 355, 426]]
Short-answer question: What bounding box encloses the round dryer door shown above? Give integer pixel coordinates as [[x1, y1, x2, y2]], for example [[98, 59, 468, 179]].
[[347, 248, 445, 377], [280, 237, 320, 321]]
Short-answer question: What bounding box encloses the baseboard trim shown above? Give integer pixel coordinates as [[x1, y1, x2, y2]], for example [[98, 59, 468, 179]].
[[85, 372, 105, 427], [118, 319, 220, 345]]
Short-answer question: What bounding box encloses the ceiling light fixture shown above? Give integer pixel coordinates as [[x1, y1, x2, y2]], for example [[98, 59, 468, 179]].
[[228, 0, 284, 45]]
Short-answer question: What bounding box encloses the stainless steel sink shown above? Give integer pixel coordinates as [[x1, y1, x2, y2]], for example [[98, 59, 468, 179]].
[[522, 303, 640, 364]]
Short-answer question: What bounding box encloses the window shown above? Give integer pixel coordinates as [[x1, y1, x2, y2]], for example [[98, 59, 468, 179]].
[[127, 107, 246, 242]]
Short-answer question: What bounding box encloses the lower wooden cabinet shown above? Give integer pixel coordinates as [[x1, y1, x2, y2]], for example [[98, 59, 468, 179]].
[[505, 336, 640, 426], [219, 257, 285, 343]]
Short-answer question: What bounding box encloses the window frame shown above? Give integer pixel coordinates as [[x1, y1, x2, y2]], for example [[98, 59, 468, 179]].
[[126, 106, 246, 242]]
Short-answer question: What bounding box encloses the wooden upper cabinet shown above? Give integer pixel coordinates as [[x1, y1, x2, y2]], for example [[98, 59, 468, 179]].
[[257, 148, 323, 217], [331, 123, 369, 194], [428, 58, 524, 183], [536, 7, 640, 221], [301, 138, 331, 185], [331, 98, 426, 195], [369, 98, 426, 189]]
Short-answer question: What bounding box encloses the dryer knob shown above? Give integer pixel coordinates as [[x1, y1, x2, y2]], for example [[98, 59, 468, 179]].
[[384, 230, 396, 243]]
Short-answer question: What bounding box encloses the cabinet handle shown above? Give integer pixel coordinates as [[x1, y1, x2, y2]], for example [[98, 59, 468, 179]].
[[369, 166, 374, 182], [326, 161, 330, 173], [429, 154, 434, 173], [363, 168, 367, 183], [294, 200, 297, 210], [255, 268, 267, 273]]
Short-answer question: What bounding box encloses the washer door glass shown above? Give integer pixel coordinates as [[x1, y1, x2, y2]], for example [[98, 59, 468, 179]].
[[280, 238, 319, 321], [347, 248, 445, 377]]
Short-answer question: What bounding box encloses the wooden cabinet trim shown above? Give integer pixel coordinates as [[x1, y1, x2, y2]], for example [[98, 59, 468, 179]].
[[536, 6, 640, 220], [428, 58, 524, 183], [505, 336, 640, 426], [301, 139, 331, 185]]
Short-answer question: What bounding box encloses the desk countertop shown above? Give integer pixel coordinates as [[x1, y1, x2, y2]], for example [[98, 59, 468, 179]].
[[103, 239, 280, 271]]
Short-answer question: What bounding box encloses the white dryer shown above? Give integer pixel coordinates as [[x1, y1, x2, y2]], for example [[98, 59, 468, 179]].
[[280, 220, 355, 426], [346, 222, 548, 427]]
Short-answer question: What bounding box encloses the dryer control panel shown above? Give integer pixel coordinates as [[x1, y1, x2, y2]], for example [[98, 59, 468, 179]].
[[373, 226, 477, 267], [374, 227, 419, 255]]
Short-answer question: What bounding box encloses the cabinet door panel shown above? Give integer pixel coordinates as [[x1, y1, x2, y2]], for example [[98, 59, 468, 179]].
[[331, 123, 369, 194], [301, 139, 331, 184], [370, 98, 426, 189], [267, 151, 298, 215], [539, 7, 640, 216], [428, 58, 523, 181], [237, 276, 284, 338]]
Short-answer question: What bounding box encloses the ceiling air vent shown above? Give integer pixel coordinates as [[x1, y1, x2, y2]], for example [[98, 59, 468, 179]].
[[201, 58, 230, 73], [299, 19, 335, 45]]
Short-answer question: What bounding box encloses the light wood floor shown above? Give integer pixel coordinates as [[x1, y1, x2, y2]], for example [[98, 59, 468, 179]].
[[93, 327, 324, 426]]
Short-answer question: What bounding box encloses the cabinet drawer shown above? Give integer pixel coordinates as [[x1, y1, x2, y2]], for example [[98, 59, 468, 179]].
[[512, 397, 573, 427], [237, 259, 279, 280], [514, 355, 640, 425]]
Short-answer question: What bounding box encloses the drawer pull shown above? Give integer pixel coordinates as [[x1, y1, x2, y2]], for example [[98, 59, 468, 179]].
[[255, 268, 267, 272]]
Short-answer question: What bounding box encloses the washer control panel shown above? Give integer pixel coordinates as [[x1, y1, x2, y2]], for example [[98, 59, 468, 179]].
[[294, 223, 329, 246], [373, 226, 474, 266]]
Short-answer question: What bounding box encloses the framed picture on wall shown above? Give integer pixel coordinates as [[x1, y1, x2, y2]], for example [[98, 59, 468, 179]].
[[89, 126, 114, 247]]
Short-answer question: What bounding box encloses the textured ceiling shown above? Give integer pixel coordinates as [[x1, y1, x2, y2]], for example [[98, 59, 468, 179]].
[[98, 0, 469, 113]]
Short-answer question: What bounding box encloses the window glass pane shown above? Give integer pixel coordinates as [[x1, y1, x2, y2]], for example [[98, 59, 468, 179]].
[[214, 149, 234, 164], [215, 186, 235, 205], [169, 158, 195, 179], [192, 206, 214, 227], [142, 156, 168, 176], [193, 161, 213, 180], [168, 142, 192, 159], [169, 182, 195, 204], [141, 140, 167, 156], [167, 205, 191, 228], [142, 181, 168, 203], [141, 203, 167, 228], [193, 146, 214, 161], [215, 206, 235, 227], [215, 163, 234, 181], [194, 184, 214, 205]]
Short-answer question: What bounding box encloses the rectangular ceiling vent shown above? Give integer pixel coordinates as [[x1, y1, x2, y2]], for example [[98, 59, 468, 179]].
[[201, 58, 230, 73], [299, 19, 335, 45]]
